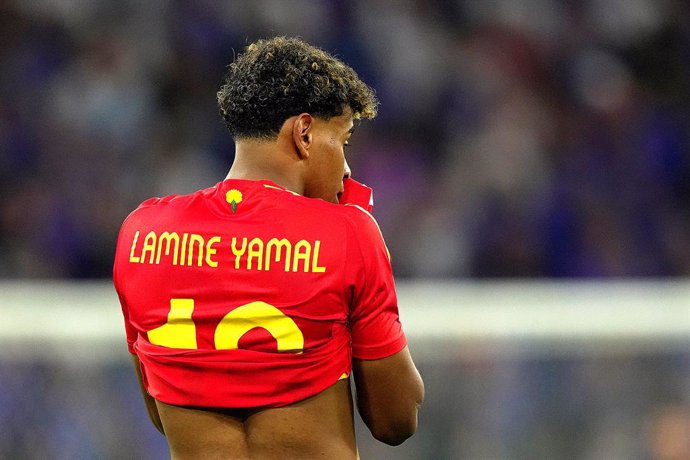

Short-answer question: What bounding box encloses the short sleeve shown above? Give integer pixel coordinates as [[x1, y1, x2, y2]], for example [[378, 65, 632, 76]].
[[344, 206, 407, 360], [113, 218, 139, 354], [116, 289, 138, 354]]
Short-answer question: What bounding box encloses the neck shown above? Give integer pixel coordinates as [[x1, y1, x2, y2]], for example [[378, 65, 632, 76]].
[[225, 138, 304, 195]]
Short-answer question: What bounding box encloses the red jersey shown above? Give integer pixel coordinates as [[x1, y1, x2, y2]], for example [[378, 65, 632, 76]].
[[113, 179, 407, 408]]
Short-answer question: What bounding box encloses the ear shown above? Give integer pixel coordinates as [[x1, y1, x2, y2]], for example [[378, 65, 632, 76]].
[[292, 113, 314, 160]]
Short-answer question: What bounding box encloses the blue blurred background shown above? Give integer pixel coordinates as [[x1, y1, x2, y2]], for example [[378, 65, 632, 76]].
[[1, 1, 689, 458], [3, 0, 690, 280]]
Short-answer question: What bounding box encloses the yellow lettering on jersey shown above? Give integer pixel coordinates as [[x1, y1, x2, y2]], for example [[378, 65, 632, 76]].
[[311, 241, 326, 273], [247, 237, 264, 270], [129, 231, 141, 263], [141, 231, 157, 264], [265, 238, 291, 271], [230, 237, 326, 273], [292, 240, 310, 272], [126, 230, 325, 272], [148, 298, 197, 349], [205, 236, 221, 268], [231, 237, 248, 269], [187, 234, 204, 267], [214, 301, 304, 353], [180, 232, 188, 266], [128, 230, 221, 268], [156, 232, 180, 265]]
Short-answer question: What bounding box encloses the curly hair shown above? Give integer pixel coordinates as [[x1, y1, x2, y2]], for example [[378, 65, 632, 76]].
[[217, 37, 378, 140]]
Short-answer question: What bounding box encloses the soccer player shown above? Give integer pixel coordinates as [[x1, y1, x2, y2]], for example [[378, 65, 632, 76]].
[[113, 36, 424, 459]]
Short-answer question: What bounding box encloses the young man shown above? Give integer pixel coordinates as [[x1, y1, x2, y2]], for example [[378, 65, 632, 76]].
[[113, 37, 424, 459]]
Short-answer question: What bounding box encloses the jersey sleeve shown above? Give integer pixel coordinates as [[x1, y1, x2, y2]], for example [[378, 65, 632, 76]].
[[113, 214, 139, 354], [344, 206, 407, 360]]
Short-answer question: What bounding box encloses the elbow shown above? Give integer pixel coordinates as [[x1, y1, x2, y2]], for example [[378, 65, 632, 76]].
[[369, 416, 419, 446], [146, 405, 166, 436], [152, 418, 166, 436], [367, 398, 423, 446], [354, 350, 425, 446], [369, 386, 424, 446]]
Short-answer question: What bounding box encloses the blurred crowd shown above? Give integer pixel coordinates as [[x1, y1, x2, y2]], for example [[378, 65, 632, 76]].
[[1, 0, 690, 279]]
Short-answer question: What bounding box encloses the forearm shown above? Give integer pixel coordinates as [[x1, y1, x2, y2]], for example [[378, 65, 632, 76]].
[[353, 347, 425, 445], [130, 354, 165, 435]]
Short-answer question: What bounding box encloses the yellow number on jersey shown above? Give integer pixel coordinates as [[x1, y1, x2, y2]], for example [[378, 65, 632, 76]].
[[215, 301, 304, 353], [147, 299, 304, 353], [148, 298, 197, 349]]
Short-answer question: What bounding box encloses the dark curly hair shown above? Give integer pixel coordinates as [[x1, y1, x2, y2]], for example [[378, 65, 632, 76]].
[[217, 37, 378, 140]]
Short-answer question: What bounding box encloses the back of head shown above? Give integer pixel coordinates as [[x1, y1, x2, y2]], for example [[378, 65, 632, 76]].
[[217, 37, 378, 141]]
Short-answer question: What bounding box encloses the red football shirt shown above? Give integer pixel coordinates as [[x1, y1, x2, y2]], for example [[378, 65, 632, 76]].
[[113, 179, 407, 408]]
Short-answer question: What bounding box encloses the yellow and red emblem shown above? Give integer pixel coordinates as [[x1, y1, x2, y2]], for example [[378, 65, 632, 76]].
[[225, 189, 243, 213]]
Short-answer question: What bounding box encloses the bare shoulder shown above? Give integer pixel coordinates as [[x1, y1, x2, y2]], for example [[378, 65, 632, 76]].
[[156, 380, 359, 460]]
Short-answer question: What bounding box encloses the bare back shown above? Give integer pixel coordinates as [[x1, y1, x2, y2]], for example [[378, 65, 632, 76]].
[[155, 380, 358, 460]]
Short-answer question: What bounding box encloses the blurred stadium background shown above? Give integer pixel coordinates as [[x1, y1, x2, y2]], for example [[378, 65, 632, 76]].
[[1, 0, 689, 458]]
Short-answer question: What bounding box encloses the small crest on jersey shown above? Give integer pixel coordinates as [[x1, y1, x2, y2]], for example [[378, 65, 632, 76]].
[[225, 189, 243, 213]]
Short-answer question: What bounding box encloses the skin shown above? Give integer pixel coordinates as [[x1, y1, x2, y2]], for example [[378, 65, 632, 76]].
[[226, 108, 355, 203], [131, 107, 425, 459]]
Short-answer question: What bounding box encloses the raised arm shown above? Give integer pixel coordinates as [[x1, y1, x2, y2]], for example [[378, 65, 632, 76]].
[[352, 346, 424, 445]]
